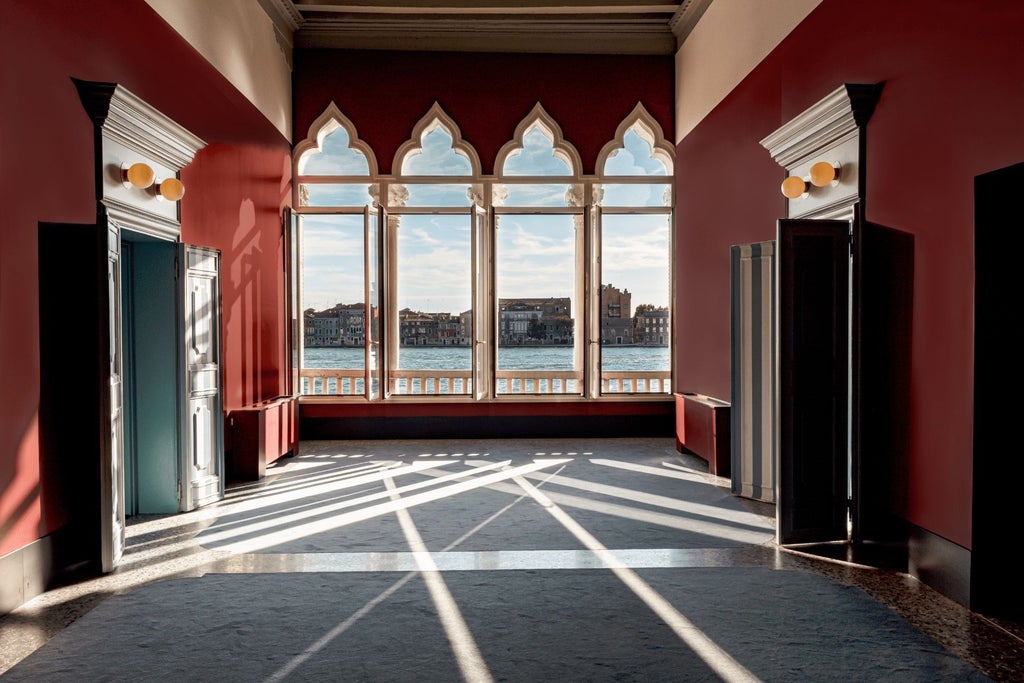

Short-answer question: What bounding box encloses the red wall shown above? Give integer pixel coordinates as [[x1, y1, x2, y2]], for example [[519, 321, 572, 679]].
[[0, 1, 288, 557], [677, 0, 1024, 549], [294, 50, 674, 174], [180, 145, 292, 411]]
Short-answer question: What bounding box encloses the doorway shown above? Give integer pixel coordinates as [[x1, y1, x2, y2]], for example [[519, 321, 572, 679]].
[[972, 160, 1024, 620], [121, 232, 180, 515], [776, 211, 913, 563]]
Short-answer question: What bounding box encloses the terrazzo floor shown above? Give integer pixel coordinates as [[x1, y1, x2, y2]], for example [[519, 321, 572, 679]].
[[1, 438, 1022, 681]]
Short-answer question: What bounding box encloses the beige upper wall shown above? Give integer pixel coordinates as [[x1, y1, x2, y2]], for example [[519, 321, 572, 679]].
[[145, 0, 292, 142], [675, 0, 823, 143]]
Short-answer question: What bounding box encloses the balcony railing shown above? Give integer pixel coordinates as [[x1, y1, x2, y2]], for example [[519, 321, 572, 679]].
[[300, 368, 670, 397]]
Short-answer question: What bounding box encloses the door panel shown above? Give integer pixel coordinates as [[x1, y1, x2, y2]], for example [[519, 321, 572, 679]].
[[181, 245, 224, 510], [851, 217, 913, 547], [367, 207, 382, 400], [472, 205, 490, 400], [777, 219, 850, 545], [101, 223, 126, 571], [972, 161, 1024, 618]]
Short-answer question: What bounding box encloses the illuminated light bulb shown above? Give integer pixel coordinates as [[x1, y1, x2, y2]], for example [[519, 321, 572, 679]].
[[808, 161, 840, 187], [781, 175, 807, 199], [124, 162, 155, 188], [158, 177, 185, 201]]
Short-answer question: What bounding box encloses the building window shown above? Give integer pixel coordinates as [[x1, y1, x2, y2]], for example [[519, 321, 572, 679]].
[[294, 101, 673, 399]]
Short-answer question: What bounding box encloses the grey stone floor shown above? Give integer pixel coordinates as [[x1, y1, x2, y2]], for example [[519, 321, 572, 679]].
[[1, 438, 1022, 681]]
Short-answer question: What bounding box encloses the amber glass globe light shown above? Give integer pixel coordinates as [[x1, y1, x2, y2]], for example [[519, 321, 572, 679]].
[[781, 175, 807, 199], [125, 162, 155, 189], [808, 161, 839, 187], [159, 177, 185, 201]]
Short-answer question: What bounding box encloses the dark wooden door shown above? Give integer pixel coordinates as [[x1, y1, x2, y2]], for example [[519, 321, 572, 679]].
[[851, 216, 913, 548], [972, 160, 1024, 619], [777, 219, 850, 545]]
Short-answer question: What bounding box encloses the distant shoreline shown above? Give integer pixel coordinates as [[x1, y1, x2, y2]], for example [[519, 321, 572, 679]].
[[305, 343, 669, 349]]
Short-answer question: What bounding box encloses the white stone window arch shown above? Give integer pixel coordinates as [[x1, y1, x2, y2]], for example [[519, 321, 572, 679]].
[[293, 102, 377, 208], [596, 102, 674, 178], [394, 102, 481, 178], [496, 103, 581, 177]]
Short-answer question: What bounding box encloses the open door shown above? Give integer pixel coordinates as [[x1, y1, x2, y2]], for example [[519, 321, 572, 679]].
[[972, 160, 1024, 619], [180, 245, 224, 510], [472, 205, 490, 400], [101, 222, 127, 572], [366, 206, 383, 400], [776, 218, 850, 545], [851, 216, 913, 549]]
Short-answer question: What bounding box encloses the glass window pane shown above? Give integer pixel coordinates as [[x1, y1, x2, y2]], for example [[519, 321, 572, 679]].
[[392, 214, 473, 396], [600, 213, 671, 395], [496, 214, 581, 395], [300, 214, 367, 397], [401, 125, 473, 176], [298, 125, 371, 175], [603, 128, 669, 176], [502, 125, 573, 176], [299, 183, 375, 207], [498, 183, 575, 207], [599, 183, 671, 208], [404, 183, 473, 207], [367, 211, 381, 399]]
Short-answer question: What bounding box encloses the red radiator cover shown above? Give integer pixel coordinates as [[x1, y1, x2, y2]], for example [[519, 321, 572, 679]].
[[674, 393, 731, 477]]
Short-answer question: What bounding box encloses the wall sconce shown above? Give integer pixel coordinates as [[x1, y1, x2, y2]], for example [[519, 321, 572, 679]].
[[781, 161, 843, 199], [808, 161, 841, 187], [781, 175, 807, 199], [121, 162, 155, 189], [157, 177, 185, 202]]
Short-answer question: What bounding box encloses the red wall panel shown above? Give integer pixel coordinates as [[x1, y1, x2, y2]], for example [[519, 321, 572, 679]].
[[180, 145, 292, 411]]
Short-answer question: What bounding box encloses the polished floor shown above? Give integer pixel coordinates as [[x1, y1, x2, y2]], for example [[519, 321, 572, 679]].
[[1, 438, 1023, 681]]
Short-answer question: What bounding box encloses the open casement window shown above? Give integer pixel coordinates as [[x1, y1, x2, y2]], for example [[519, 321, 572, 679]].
[[471, 204, 491, 400], [493, 106, 584, 396], [293, 106, 382, 398], [594, 105, 675, 395], [385, 106, 481, 397]]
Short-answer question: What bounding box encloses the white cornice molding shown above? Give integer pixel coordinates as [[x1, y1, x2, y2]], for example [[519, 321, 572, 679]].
[[295, 15, 678, 54], [258, 0, 304, 61], [760, 83, 883, 219], [104, 199, 183, 241], [258, 0, 304, 36], [668, 0, 712, 45], [760, 83, 882, 169], [103, 85, 206, 171]]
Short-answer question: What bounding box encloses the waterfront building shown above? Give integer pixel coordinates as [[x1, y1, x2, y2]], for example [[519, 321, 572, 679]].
[[635, 305, 670, 346]]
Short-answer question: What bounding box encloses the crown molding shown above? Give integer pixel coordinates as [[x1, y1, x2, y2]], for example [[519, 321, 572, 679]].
[[760, 83, 883, 169], [74, 79, 206, 170], [293, 4, 681, 54], [668, 0, 712, 45]]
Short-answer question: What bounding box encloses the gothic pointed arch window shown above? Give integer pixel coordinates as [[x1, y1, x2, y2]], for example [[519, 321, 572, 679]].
[[493, 104, 584, 395], [291, 100, 673, 401], [386, 104, 483, 396], [293, 104, 381, 397], [594, 104, 674, 394]]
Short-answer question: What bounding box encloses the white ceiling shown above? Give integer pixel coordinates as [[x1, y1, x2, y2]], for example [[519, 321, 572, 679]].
[[260, 0, 712, 54]]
